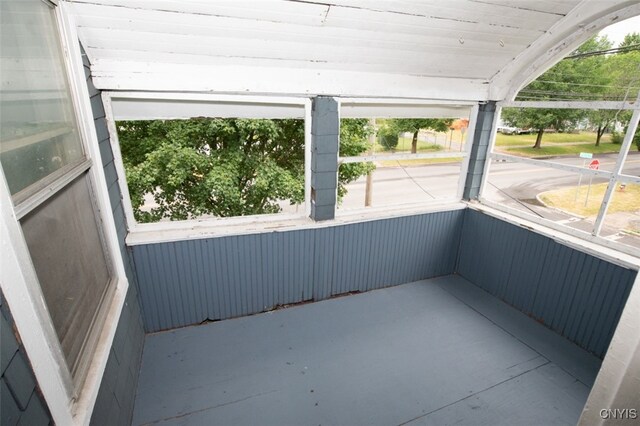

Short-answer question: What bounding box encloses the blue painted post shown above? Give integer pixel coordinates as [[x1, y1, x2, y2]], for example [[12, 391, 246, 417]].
[[310, 97, 339, 221], [463, 101, 497, 200]]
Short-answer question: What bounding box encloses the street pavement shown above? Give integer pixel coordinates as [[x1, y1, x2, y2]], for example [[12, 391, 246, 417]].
[[338, 152, 640, 249]]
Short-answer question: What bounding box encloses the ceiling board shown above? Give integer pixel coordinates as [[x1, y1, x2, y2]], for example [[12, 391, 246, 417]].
[[304, 0, 569, 31], [87, 49, 502, 79], [70, 0, 330, 26], [79, 28, 510, 79], [70, 4, 529, 55]]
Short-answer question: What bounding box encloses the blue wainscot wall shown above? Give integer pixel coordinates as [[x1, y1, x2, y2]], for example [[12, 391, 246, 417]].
[[131, 209, 466, 332], [457, 208, 637, 359], [130, 207, 637, 361]]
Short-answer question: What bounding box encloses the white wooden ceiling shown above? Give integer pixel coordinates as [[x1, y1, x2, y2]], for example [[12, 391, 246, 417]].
[[67, 0, 640, 101]]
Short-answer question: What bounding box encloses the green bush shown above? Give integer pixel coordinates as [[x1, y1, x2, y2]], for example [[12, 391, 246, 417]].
[[615, 124, 640, 150], [611, 131, 623, 144], [378, 131, 399, 151]]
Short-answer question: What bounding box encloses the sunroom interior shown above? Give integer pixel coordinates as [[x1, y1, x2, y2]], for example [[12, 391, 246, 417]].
[[1, 1, 640, 425]]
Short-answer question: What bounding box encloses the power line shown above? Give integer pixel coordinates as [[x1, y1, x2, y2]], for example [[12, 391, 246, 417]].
[[519, 90, 631, 100], [534, 79, 640, 90], [396, 162, 435, 199], [563, 44, 640, 59], [487, 182, 543, 218]]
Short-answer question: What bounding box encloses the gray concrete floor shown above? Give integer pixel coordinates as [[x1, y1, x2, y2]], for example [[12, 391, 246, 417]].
[[132, 275, 600, 426]]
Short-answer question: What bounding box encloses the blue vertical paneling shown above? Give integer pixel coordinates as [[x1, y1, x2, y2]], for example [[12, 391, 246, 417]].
[[132, 209, 466, 332], [82, 45, 145, 426], [457, 209, 637, 358], [133, 227, 325, 332]]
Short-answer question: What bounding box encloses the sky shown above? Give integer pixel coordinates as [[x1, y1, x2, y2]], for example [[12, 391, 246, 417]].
[[598, 15, 640, 46]]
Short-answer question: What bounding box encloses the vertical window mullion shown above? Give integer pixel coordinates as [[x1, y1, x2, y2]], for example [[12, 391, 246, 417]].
[[592, 99, 640, 235]]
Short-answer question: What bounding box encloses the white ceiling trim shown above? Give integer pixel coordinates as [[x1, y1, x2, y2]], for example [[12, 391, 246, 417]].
[[89, 60, 491, 101], [109, 92, 307, 120], [65, 0, 638, 101], [489, 0, 640, 100]]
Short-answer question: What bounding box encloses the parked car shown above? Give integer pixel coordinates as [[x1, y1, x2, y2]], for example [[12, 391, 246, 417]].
[[497, 126, 533, 135]]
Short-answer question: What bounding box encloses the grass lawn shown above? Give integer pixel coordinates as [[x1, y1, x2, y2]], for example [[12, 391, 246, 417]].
[[373, 138, 445, 153], [503, 142, 624, 157], [495, 131, 609, 147], [539, 183, 639, 217], [372, 137, 461, 167], [378, 157, 463, 167]]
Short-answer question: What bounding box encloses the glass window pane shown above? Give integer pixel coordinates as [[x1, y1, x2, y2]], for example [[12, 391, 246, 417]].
[[484, 161, 607, 233], [622, 119, 639, 178], [116, 118, 305, 223], [496, 108, 625, 173], [0, 0, 84, 196], [21, 174, 112, 379], [338, 161, 462, 210], [337, 117, 467, 210]]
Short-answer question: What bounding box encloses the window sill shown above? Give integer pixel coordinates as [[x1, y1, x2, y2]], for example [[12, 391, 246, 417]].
[[125, 201, 467, 245]]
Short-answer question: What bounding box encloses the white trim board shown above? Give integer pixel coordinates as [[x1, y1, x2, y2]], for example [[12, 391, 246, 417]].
[[89, 61, 491, 100], [499, 100, 640, 110], [340, 152, 466, 164], [109, 92, 308, 121], [59, 4, 131, 423]]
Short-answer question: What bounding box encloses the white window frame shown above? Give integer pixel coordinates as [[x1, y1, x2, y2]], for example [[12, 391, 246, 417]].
[[477, 96, 640, 258], [334, 99, 478, 215], [104, 95, 480, 245], [102, 91, 313, 238], [0, 3, 129, 425]]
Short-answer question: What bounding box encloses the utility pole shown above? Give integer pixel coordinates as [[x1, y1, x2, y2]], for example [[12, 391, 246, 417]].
[[365, 118, 376, 207]]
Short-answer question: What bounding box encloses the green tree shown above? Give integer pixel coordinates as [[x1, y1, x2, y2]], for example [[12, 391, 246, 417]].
[[506, 36, 612, 148], [619, 33, 640, 49], [338, 118, 375, 199], [605, 32, 640, 132], [587, 33, 640, 145], [385, 119, 453, 153], [118, 118, 372, 222], [502, 104, 583, 149]]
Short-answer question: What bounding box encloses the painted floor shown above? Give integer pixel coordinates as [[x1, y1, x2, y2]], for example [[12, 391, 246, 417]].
[[132, 275, 600, 426]]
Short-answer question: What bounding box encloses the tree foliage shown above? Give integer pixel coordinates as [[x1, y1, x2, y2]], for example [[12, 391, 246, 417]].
[[503, 34, 640, 148], [384, 118, 453, 153], [118, 118, 372, 222], [338, 118, 375, 199], [504, 36, 614, 148]]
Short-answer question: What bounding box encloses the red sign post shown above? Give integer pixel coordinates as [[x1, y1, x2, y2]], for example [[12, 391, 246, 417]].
[[585, 159, 600, 206]]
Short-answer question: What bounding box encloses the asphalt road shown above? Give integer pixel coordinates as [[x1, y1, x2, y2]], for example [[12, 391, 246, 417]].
[[339, 152, 640, 248]]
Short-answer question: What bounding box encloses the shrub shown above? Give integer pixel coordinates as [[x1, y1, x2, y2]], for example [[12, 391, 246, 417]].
[[378, 131, 399, 151], [611, 131, 623, 144]]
